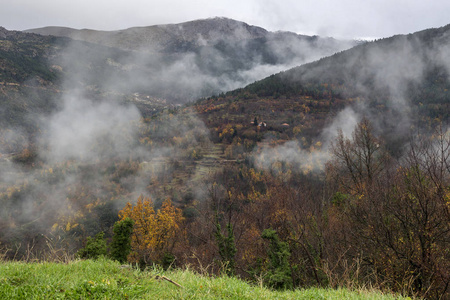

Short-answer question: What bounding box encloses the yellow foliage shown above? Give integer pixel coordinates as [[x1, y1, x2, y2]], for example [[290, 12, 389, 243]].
[[445, 189, 450, 208], [119, 195, 185, 263], [85, 199, 100, 213], [65, 221, 79, 232], [51, 223, 59, 232], [292, 126, 302, 135]]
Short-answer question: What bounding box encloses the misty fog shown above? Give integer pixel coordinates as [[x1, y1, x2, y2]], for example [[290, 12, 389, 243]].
[[252, 28, 450, 174], [1, 19, 449, 265], [38, 19, 357, 103]]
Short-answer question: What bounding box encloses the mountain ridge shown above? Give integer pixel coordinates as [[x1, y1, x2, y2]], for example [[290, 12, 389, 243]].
[[24, 17, 355, 53]]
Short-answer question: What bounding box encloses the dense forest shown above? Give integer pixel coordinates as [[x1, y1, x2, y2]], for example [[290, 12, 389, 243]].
[[0, 23, 449, 299]]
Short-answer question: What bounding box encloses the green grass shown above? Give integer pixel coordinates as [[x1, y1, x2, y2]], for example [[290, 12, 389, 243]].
[[0, 258, 408, 299]]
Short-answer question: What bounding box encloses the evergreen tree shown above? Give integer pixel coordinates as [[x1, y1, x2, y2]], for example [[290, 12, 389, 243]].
[[261, 229, 292, 290], [110, 217, 134, 263]]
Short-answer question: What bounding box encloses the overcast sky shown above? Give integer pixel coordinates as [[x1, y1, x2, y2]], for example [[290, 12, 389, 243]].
[[3, 0, 450, 39]]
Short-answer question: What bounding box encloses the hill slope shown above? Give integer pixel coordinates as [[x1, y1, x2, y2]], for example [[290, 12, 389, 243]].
[[245, 24, 450, 120], [195, 23, 450, 149]]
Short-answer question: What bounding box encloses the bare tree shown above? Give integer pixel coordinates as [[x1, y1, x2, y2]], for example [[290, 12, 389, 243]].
[[326, 121, 450, 298], [328, 117, 390, 195]]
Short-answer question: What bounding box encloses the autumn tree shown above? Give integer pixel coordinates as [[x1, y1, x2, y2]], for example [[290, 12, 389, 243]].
[[118, 195, 185, 266]]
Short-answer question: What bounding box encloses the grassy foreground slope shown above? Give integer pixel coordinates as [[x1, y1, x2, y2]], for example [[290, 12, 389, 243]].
[[0, 258, 407, 300]]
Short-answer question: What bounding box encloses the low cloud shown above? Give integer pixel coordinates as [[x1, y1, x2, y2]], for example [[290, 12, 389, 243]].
[[254, 107, 361, 174], [39, 95, 141, 163], [48, 24, 355, 103]]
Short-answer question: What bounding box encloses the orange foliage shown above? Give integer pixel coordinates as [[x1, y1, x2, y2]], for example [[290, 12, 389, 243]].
[[119, 195, 185, 264]]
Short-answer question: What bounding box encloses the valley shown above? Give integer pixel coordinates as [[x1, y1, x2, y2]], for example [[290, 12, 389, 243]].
[[0, 18, 449, 298]]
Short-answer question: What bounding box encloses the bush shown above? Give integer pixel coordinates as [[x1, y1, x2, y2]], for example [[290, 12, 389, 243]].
[[77, 232, 107, 259]]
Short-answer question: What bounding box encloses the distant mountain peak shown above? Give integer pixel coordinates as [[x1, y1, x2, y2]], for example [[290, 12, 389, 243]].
[[22, 18, 285, 52], [154, 17, 268, 43]]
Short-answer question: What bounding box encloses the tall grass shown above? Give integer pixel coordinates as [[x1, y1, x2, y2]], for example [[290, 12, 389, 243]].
[[0, 257, 410, 299]]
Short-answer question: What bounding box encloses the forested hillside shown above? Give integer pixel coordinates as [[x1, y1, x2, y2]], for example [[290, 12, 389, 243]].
[[195, 24, 450, 150], [246, 25, 450, 121]]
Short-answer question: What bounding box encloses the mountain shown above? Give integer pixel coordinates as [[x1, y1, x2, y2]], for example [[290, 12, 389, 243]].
[[25, 17, 354, 54], [22, 18, 357, 102], [0, 27, 59, 84], [245, 24, 450, 106], [195, 24, 450, 149], [0, 18, 358, 133], [0, 27, 63, 129], [25, 17, 268, 52]]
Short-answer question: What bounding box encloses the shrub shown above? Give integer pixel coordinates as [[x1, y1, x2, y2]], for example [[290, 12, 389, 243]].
[[77, 232, 107, 259]]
